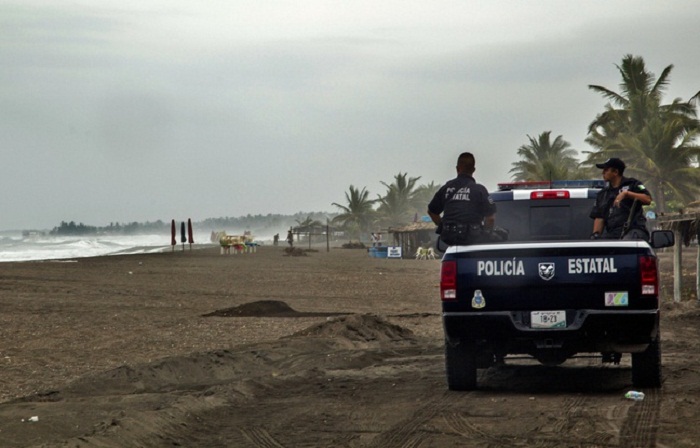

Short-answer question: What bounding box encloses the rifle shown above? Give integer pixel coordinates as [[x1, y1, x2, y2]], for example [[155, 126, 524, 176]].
[[620, 198, 639, 240]]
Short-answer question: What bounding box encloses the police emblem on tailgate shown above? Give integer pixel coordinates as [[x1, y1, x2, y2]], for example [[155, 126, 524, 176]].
[[471, 289, 485, 309], [538, 262, 555, 281]]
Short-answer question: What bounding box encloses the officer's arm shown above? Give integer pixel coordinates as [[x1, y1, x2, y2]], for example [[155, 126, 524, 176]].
[[428, 210, 442, 226], [620, 189, 652, 206], [592, 218, 604, 235]]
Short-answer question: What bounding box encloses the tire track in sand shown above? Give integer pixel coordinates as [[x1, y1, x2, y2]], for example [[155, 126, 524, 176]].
[[240, 426, 286, 448], [552, 394, 589, 434], [442, 411, 501, 444], [618, 388, 661, 448], [365, 391, 457, 448]]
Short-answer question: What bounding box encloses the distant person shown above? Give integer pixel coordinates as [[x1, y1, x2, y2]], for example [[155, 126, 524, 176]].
[[428, 152, 497, 245], [273, 233, 279, 246], [590, 158, 652, 240], [370, 233, 379, 247], [286, 229, 294, 247]]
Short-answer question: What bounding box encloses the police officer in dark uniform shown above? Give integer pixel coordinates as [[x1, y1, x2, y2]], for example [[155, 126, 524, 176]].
[[590, 157, 652, 240], [428, 152, 497, 245]]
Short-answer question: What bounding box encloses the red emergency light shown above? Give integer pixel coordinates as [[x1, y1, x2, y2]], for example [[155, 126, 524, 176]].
[[530, 190, 570, 199]]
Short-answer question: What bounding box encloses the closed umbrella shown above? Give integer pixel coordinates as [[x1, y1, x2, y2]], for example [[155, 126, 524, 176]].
[[187, 218, 194, 250], [180, 221, 186, 251], [171, 219, 176, 251]]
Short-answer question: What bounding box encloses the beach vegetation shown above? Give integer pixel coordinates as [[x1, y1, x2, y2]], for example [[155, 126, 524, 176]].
[[510, 131, 592, 181], [331, 175, 440, 242], [50, 220, 169, 236], [294, 215, 325, 232], [583, 54, 700, 213], [48, 213, 335, 238], [331, 185, 377, 240], [375, 172, 424, 227]]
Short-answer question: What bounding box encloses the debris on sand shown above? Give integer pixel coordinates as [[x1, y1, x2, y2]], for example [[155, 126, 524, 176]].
[[283, 247, 307, 256], [341, 241, 366, 249]]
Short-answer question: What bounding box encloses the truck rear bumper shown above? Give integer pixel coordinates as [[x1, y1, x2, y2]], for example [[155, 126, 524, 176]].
[[443, 309, 659, 354]]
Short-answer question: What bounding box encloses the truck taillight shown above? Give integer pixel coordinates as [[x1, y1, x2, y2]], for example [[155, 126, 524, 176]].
[[640, 255, 658, 295], [441, 260, 457, 300]]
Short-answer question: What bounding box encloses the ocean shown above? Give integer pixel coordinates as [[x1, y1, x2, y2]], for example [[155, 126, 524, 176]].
[[0, 231, 218, 263]]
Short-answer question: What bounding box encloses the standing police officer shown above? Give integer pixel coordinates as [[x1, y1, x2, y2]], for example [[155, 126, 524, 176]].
[[590, 157, 652, 240], [428, 152, 496, 245]]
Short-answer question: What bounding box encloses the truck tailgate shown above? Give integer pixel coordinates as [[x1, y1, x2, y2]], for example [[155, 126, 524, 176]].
[[444, 241, 658, 312]]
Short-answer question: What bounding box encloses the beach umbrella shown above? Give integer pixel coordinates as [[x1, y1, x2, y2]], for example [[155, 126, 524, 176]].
[[187, 218, 194, 250], [180, 221, 186, 251], [171, 219, 176, 251]]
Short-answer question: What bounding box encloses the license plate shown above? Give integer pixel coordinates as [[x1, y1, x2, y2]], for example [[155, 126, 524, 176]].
[[531, 310, 566, 329]]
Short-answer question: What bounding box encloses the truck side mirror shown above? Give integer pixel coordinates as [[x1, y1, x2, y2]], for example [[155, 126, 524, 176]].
[[650, 230, 674, 249]]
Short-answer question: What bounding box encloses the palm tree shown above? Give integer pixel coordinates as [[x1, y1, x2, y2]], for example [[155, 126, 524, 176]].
[[292, 215, 325, 246], [413, 181, 441, 214], [510, 131, 585, 181], [607, 102, 700, 212], [331, 185, 376, 240], [584, 54, 700, 212], [294, 215, 324, 232], [376, 173, 422, 227]]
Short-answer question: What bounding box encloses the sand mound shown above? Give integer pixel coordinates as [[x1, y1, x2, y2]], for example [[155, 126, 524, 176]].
[[203, 300, 350, 318], [48, 315, 414, 400], [32, 315, 415, 402], [203, 300, 299, 317], [290, 314, 415, 344], [56, 350, 266, 397]]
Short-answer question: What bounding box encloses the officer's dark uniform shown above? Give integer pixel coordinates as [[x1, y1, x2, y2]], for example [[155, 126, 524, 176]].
[[590, 177, 651, 239], [428, 173, 496, 245]]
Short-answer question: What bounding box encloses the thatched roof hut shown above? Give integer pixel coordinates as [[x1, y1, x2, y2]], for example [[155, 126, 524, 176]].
[[388, 221, 437, 258]]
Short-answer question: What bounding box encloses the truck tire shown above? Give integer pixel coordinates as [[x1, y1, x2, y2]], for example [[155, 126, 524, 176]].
[[631, 335, 662, 388], [445, 339, 477, 391]]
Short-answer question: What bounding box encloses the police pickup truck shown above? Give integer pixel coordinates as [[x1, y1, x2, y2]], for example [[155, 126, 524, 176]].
[[439, 180, 675, 390]]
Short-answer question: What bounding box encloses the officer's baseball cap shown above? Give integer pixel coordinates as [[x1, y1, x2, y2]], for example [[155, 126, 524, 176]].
[[595, 157, 626, 172]]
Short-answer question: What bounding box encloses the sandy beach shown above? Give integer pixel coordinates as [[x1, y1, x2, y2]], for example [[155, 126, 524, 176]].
[[1, 244, 699, 447]]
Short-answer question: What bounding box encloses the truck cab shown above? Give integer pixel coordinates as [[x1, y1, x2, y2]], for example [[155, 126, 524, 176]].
[[440, 180, 675, 390]]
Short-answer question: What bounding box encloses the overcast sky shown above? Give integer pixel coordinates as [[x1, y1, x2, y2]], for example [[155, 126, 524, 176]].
[[1, 1, 699, 230]]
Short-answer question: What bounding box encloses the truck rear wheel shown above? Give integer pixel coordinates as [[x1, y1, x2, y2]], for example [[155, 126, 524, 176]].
[[631, 335, 662, 388], [445, 339, 477, 391]]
